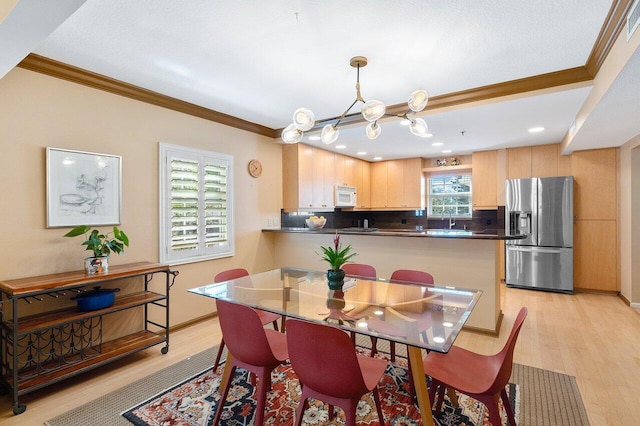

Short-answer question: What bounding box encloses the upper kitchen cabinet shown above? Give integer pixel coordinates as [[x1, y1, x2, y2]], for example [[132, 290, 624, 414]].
[[336, 156, 371, 208], [572, 148, 617, 221], [283, 144, 334, 211], [471, 150, 498, 209], [507, 143, 565, 179], [371, 158, 423, 209]]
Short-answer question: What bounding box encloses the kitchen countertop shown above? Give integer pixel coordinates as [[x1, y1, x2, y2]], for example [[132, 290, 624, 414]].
[[263, 227, 526, 240]]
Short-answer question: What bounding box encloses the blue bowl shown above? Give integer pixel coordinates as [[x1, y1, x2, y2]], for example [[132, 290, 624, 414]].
[[71, 286, 120, 311]]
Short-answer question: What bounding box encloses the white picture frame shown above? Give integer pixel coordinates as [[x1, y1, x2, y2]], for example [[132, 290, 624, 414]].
[[46, 147, 122, 228]]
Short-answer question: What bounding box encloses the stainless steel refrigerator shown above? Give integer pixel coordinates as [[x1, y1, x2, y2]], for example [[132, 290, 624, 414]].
[[505, 176, 574, 293]]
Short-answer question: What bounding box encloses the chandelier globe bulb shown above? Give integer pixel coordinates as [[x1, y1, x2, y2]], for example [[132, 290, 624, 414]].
[[282, 123, 303, 143], [366, 122, 381, 140], [292, 108, 315, 131], [408, 90, 429, 112], [361, 100, 386, 122], [409, 118, 430, 137], [321, 124, 339, 144]]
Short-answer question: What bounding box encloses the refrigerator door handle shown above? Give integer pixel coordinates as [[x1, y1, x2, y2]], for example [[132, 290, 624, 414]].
[[507, 246, 571, 254]]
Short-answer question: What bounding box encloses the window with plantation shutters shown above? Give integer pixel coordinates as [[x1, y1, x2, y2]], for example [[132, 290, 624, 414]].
[[159, 143, 234, 264]]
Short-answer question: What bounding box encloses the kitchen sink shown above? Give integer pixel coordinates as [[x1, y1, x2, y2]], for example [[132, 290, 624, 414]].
[[426, 229, 473, 236]]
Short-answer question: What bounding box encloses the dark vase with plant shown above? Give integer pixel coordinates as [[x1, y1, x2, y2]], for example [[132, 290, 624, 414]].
[[64, 225, 129, 274], [318, 233, 357, 290]]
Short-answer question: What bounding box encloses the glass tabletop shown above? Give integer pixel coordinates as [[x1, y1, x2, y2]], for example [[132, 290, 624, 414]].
[[188, 267, 482, 353]]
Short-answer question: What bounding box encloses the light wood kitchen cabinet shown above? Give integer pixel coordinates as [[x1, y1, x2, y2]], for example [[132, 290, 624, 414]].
[[344, 157, 371, 208], [572, 148, 617, 220], [507, 143, 562, 179], [574, 220, 617, 291], [311, 147, 335, 209], [283, 144, 334, 211], [472, 150, 498, 209], [370, 158, 422, 209]]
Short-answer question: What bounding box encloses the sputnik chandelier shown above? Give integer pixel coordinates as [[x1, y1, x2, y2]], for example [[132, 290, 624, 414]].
[[281, 56, 430, 144]]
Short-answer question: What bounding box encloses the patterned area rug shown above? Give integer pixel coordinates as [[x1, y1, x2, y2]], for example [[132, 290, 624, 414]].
[[122, 355, 518, 426]]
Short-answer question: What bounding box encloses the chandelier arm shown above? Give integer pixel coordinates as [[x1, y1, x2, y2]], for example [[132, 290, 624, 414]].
[[334, 98, 362, 128]]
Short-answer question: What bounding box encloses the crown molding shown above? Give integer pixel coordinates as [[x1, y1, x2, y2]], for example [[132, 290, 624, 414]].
[[586, 0, 635, 77], [17, 54, 278, 138]]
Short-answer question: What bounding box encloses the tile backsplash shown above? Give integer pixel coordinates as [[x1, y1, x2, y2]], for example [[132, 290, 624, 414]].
[[281, 207, 503, 232]]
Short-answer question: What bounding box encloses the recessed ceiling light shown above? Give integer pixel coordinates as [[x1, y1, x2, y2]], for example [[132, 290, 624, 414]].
[[442, 149, 452, 153], [423, 133, 433, 138], [432, 142, 443, 147], [335, 144, 346, 149], [399, 120, 411, 126], [357, 151, 367, 156], [373, 156, 383, 161], [308, 135, 321, 141], [528, 126, 545, 133]]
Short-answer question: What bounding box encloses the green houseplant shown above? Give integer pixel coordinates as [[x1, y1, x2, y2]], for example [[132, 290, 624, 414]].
[[64, 225, 129, 274], [318, 233, 357, 289]]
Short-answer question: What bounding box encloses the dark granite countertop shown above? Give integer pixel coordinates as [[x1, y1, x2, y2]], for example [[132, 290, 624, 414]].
[[263, 227, 526, 240]]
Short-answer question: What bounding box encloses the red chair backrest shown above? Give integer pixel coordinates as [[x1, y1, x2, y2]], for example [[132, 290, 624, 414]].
[[342, 263, 377, 279], [390, 269, 434, 285], [487, 307, 528, 394], [286, 319, 368, 398], [215, 299, 281, 367], [214, 268, 249, 283]]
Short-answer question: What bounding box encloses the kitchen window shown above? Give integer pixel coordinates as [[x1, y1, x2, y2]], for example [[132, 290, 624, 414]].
[[427, 174, 472, 218], [159, 143, 234, 264]]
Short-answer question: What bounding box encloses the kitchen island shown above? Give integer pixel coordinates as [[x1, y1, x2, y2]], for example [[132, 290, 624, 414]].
[[263, 227, 525, 334]]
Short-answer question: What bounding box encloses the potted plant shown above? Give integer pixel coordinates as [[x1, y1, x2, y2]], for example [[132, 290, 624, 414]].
[[318, 232, 357, 290], [64, 225, 129, 274]]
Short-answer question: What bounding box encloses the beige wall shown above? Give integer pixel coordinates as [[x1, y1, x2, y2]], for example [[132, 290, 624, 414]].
[[619, 134, 640, 305], [0, 68, 282, 326]]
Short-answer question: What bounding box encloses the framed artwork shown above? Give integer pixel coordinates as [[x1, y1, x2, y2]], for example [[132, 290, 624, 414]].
[[46, 147, 122, 228]]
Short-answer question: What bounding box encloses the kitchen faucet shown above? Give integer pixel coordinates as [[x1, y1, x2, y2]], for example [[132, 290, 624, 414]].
[[449, 211, 456, 229]]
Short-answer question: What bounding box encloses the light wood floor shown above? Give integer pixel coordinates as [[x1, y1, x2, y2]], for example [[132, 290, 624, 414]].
[[1, 284, 639, 425]]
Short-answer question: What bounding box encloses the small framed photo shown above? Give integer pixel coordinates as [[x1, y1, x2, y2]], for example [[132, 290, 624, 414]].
[[46, 147, 122, 228]]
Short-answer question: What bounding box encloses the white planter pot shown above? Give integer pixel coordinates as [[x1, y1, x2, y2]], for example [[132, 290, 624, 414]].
[[84, 256, 109, 275]]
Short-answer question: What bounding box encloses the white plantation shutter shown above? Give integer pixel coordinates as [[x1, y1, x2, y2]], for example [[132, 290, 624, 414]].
[[160, 144, 234, 264], [427, 174, 472, 218]]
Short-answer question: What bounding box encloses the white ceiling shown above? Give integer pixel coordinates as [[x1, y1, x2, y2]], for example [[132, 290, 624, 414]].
[[2, 0, 640, 160]]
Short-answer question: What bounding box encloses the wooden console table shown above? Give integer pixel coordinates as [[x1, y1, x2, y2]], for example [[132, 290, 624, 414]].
[[0, 261, 175, 415]]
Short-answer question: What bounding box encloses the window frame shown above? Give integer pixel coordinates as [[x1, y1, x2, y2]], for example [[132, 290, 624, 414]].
[[427, 173, 473, 218], [159, 143, 234, 265]]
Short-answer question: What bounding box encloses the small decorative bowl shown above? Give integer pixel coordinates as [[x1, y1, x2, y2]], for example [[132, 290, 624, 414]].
[[305, 218, 327, 230]]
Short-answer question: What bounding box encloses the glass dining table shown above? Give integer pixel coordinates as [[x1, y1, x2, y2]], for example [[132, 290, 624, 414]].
[[188, 267, 482, 426]]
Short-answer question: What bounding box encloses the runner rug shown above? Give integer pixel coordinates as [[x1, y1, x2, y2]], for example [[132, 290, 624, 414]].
[[121, 355, 518, 426]]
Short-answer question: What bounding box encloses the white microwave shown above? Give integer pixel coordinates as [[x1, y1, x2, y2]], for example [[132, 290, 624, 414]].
[[335, 185, 357, 207]]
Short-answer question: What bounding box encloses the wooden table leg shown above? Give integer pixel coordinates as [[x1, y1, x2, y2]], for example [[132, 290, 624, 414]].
[[407, 346, 435, 426], [219, 352, 234, 390]]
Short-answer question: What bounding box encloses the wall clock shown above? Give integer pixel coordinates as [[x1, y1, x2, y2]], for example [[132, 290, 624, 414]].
[[248, 159, 263, 178]]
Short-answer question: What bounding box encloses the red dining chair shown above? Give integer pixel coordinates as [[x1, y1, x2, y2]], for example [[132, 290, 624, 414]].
[[212, 299, 289, 426], [213, 268, 282, 372], [342, 263, 377, 280], [423, 307, 528, 426], [286, 319, 387, 426], [342, 263, 383, 357], [385, 269, 435, 362]]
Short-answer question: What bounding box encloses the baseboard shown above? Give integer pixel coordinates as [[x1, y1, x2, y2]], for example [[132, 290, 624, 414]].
[[170, 312, 217, 333]]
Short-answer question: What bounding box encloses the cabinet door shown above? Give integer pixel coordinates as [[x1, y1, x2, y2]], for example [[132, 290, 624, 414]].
[[359, 160, 371, 208], [334, 154, 346, 187], [574, 220, 617, 291], [402, 158, 423, 208], [370, 161, 388, 208], [507, 147, 532, 179], [343, 156, 356, 187], [386, 160, 404, 207], [572, 148, 617, 220], [312, 148, 334, 209], [531, 144, 559, 177], [298, 145, 314, 208], [472, 150, 498, 209]]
